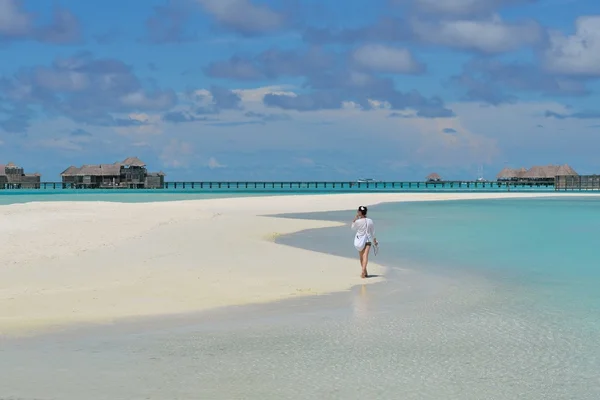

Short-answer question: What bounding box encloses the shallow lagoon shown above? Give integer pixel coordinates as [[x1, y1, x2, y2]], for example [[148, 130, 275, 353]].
[[2, 197, 600, 399]]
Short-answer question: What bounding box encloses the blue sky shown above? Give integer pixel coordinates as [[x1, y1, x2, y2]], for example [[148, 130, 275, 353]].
[[1, 0, 599, 181]]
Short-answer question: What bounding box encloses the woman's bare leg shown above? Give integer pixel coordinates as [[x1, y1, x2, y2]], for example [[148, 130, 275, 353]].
[[360, 245, 371, 278], [358, 248, 366, 278]]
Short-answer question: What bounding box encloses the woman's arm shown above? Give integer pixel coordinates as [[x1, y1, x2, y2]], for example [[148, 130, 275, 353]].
[[368, 221, 378, 244], [351, 214, 359, 230]]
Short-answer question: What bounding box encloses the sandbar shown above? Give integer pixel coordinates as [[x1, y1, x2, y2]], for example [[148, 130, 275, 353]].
[[0, 192, 583, 336]]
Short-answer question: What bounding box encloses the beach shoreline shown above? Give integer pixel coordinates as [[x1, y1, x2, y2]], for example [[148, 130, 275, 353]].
[[0, 192, 593, 337]]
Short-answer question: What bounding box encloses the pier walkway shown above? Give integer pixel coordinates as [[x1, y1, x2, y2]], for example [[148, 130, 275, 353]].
[[0, 180, 557, 192]]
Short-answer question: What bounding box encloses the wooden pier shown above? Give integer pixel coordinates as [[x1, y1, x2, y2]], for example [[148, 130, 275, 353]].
[[0, 180, 556, 191]]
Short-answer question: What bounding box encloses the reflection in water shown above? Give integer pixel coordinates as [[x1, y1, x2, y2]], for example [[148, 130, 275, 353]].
[[352, 284, 370, 321]]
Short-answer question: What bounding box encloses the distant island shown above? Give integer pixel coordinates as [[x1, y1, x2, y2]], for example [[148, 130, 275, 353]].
[[0, 160, 594, 190]]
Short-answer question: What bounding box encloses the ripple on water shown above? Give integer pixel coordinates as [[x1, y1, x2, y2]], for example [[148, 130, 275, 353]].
[[2, 271, 600, 399]]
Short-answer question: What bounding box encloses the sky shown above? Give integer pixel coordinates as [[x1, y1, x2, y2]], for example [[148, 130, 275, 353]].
[[0, 0, 599, 181]]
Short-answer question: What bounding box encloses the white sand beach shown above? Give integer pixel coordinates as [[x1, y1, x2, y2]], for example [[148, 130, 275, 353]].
[[0, 192, 578, 336]]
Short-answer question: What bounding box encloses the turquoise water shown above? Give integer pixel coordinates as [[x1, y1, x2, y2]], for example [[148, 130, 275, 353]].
[[271, 197, 600, 397], [0, 182, 557, 205], [282, 197, 600, 315], [0, 190, 281, 205]]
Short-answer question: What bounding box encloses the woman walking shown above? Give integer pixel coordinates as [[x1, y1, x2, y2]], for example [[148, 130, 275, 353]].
[[352, 206, 378, 278]]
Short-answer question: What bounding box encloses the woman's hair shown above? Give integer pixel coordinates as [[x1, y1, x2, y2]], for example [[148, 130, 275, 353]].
[[358, 205, 368, 216]]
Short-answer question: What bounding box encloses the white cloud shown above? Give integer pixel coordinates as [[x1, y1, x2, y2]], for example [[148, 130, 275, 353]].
[[410, 14, 541, 53], [543, 16, 600, 76], [19, 85, 595, 176], [294, 157, 315, 166], [232, 85, 296, 104], [119, 91, 175, 110], [351, 44, 424, 74], [160, 139, 194, 168], [207, 157, 226, 169], [196, 0, 284, 34]]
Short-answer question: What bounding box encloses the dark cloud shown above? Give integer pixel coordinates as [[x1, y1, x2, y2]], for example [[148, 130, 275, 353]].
[[205, 45, 451, 117], [110, 118, 149, 127], [0, 1, 82, 44], [0, 52, 176, 131], [544, 110, 600, 119], [303, 17, 411, 45], [305, 70, 454, 117], [0, 110, 31, 133], [197, 0, 287, 36], [163, 111, 209, 123], [392, 0, 537, 17], [443, 128, 458, 133], [93, 29, 120, 45], [204, 47, 335, 81], [244, 111, 291, 122], [264, 85, 454, 118], [70, 128, 91, 136], [302, 9, 540, 55], [207, 120, 264, 127], [162, 86, 242, 123], [210, 85, 242, 109], [203, 56, 264, 81], [142, 2, 197, 44], [388, 112, 412, 118], [34, 7, 82, 44], [451, 58, 589, 105], [0, 103, 33, 133], [264, 92, 343, 112], [195, 105, 220, 115]]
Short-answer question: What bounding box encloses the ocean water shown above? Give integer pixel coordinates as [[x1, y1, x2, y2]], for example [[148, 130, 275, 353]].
[[0, 190, 286, 205], [275, 197, 600, 396], [280, 197, 600, 307], [0, 182, 557, 205], [2, 196, 600, 399]]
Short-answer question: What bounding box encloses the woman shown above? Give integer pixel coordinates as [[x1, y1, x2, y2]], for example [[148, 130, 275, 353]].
[[351, 205, 378, 278]]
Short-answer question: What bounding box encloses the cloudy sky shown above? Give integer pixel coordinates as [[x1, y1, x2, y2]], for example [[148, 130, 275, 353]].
[[0, 0, 599, 181]]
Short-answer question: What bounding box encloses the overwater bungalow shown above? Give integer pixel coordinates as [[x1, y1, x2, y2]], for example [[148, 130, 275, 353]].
[[496, 167, 527, 181], [426, 173, 442, 182], [522, 164, 578, 182], [0, 162, 41, 188], [497, 164, 578, 183], [61, 157, 165, 189]]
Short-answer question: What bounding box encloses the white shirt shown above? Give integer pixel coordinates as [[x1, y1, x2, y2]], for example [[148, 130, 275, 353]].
[[351, 217, 375, 241]]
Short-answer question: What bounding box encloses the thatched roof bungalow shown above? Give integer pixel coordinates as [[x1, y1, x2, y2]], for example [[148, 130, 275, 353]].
[[0, 162, 41, 188], [499, 164, 578, 182], [521, 165, 552, 179], [496, 167, 527, 181], [121, 156, 146, 167], [61, 157, 165, 189], [522, 164, 578, 180], [426, 173, 442, 182], [556, 164, 578, 176]]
